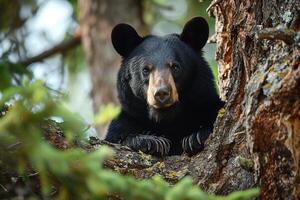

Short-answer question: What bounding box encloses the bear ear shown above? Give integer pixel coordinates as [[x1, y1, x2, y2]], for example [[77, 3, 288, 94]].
[[111, 23, 143, 57], [180, 17, 209, 51]]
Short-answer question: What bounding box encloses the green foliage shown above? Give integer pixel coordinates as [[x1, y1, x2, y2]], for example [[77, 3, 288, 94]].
[[94, 103, 121, 125], [67, 0, 79, 20], [0, 0, 37, 32], [0, 56, 32, 89], [0, 78, 259, 199], [65, 45, 86, 76]]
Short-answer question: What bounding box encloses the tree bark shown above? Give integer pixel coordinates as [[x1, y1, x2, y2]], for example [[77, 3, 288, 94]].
[[208, 0, 300, 198], [88, 0, 300, 199], [79, 0, 143, 134]]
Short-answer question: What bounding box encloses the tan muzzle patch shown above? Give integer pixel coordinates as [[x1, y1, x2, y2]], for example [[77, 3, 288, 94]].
[[147, 68, 178, 108]]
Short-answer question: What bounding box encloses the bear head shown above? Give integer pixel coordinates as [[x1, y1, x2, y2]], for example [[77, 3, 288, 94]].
[[111, 17, 210, 122]]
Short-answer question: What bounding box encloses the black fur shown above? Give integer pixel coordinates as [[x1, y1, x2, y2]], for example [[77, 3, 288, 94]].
[[105, 17, 224, 156]]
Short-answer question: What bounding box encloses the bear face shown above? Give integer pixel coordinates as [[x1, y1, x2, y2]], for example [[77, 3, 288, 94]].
[[106, 17, 223, 156], [112, 17, 210, 122]]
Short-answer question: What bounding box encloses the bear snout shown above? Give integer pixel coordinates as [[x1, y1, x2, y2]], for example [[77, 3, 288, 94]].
[[154, 85, 171, 105], [147, 68, 178, 109]]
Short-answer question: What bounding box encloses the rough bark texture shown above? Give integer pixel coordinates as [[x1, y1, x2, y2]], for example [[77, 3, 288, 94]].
[[86, 1, 300, 199], [208, 0, 300, 198], [79, 0, 143, 134]]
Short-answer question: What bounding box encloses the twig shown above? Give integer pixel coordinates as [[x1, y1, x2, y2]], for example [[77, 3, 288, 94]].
[[256, 27, 295, 45], [43, 84, 66, 96], [83, 124, 92, 133], [0, 184, 8, 192], [18, 35, 81, 67], [233, 130, 246, 137], [206, 0, 223, 17], [7, 142, 22, 150], [208, 33, 217, 44], [27, 172, 39, 177]]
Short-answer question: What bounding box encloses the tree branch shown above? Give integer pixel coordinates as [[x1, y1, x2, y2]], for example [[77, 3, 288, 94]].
[[18, 35, 81, 67], [256, 27, 295, 45]]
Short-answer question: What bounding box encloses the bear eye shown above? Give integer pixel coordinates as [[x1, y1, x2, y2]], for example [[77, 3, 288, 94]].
[[142, 66, 150, 76], [171, 63, 181, 73]]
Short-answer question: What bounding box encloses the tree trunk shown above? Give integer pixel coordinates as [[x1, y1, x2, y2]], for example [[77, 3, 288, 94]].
[[79, 0, 143, 134], [208, 0, 300, 198], [92, 0, 300, 199]]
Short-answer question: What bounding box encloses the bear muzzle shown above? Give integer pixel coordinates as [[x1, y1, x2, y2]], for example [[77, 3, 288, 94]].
[[147, 68, 179, 109], [154, 85, 170, 105]]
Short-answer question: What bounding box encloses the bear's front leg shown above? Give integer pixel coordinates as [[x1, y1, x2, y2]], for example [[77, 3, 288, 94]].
[[182, 127, 212, 155], [122, 135, 171, 157]]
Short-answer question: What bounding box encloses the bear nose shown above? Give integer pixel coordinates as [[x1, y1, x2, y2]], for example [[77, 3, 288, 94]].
[[154, 86, 170, 104]]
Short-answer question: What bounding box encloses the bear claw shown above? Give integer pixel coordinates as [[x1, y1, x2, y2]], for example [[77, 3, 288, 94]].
[[182, 133, 204, 155], [182, 127, 212, 155], [122, 135, 171, 156]]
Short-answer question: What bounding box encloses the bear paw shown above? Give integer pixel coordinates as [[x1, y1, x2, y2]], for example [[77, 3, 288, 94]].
[[122, 135, 171, 156], [182, 127, 212, 155]]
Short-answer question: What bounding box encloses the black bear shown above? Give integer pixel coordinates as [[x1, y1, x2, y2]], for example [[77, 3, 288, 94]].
[[105, 17, 224, 156]]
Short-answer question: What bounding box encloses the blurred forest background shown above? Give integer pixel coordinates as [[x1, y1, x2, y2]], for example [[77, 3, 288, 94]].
[[0, 0, 218, 137]]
